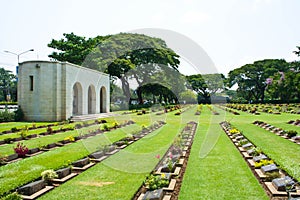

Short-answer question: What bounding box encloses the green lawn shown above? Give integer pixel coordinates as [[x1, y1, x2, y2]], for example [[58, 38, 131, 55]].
[[179, 106, 268, 200], [0, 104, 299, 199], [39, 108, 193, 200], [0, 124, 142, 196]]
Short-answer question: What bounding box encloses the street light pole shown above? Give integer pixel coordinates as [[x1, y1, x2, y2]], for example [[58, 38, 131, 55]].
[[3, 49, 34, 102], [4, 49, 34, 64]]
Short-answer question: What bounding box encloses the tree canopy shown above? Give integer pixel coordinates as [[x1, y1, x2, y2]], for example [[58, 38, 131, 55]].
[[186, 73, 225, 103], [0, 68, 17, 102], [48, 32, 110, 65], [227, 59, 289, 103]]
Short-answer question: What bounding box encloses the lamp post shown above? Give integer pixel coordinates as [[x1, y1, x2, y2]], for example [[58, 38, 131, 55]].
[[4, 49, 34, 64], [3, 49, 34, 103]]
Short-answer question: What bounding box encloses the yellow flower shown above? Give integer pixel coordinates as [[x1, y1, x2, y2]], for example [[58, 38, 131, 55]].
[[161, 173, 166, 179]]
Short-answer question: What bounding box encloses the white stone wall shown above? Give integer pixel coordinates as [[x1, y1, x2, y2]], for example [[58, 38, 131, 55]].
[[18, 61, 110, 121]]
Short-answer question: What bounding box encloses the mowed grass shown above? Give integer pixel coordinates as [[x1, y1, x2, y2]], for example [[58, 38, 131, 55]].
[[39, 108, 193, 200], [1, 104, 298, 199], [231, 122, 300, 181], [0, 121, 132, 155], [0, 122, 54, 133], [179, 106, 268, 200], [0, 124, 142, 196]]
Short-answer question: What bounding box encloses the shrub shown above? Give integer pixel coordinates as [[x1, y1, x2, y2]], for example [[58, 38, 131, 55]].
[[229, 129, 239, 134], [31, 123, 37, 129], [19, 128, 28, 139], [83, 121, 89, 127], [4, 138, 12, 144], [238, 139, 249, 146], [64, 135, 75, 142], [286, 130, 298, 138], [47, 126, 53, 134], [41, 169, 58, 184], [14, 107, 24, 122], [75, 124, 82, 129], [144, 174, 169, 191], [14, 142, 28, 157], [11, 127, 18, 133], [0, 110, 14, 122], [102, 124, 109, 131], [254, 159, 274, 168], [265, 171, 281, 182], [113, 122, 119, 128]]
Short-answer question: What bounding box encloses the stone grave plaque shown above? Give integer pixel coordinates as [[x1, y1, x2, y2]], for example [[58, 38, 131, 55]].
[[72, 157, 90, 167], [235, 136, 244, 141], [6, 153, 18, 161], [46, 143, 56, 149], [56, 167, 71, 179], [293, 136, 300, 141], [161, 173, 171, 181], [27, 148, 40, 154], [88, 151, 104, 159], [272, 176, 295, 191], [242, 143, 253, 149], [240, 139, 248, 143], [161, 162, 176, 173], [232, 134, 241, 138], [247, 149, 255, 156], [261, 164, 279, 174], [253, 154, 268, 162], [17, 180, 45, 195], [171, 154, 181, 162], [143, 188, 164, 200]]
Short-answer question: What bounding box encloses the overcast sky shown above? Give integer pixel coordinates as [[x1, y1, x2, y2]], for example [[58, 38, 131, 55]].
[[0, 0, 299, 76]]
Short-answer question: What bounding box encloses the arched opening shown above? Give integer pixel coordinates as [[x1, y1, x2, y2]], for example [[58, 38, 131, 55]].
[[88, 85, 96, 114], [72, 82, 83, 115], [100, 86, 107, 113]]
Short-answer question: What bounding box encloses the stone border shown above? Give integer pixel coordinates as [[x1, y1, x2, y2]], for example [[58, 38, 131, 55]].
[[134, 121, 197, 200]]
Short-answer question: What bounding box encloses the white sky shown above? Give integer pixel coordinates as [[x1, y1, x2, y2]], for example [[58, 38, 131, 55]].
[[0, 0, 299, 76]]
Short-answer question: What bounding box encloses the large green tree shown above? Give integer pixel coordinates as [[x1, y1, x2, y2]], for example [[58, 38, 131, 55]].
[[186, 73, 225, 103], [84, 33, 180, 104], [227, 59, 289, 103]]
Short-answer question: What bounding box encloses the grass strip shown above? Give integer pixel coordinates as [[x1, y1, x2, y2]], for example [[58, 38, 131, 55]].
[[179, 106, 268, 200]]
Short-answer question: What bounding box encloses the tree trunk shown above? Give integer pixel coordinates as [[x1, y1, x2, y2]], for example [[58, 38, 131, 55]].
[[120, 76, 131, 102], [136, 87, 143, 104]]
